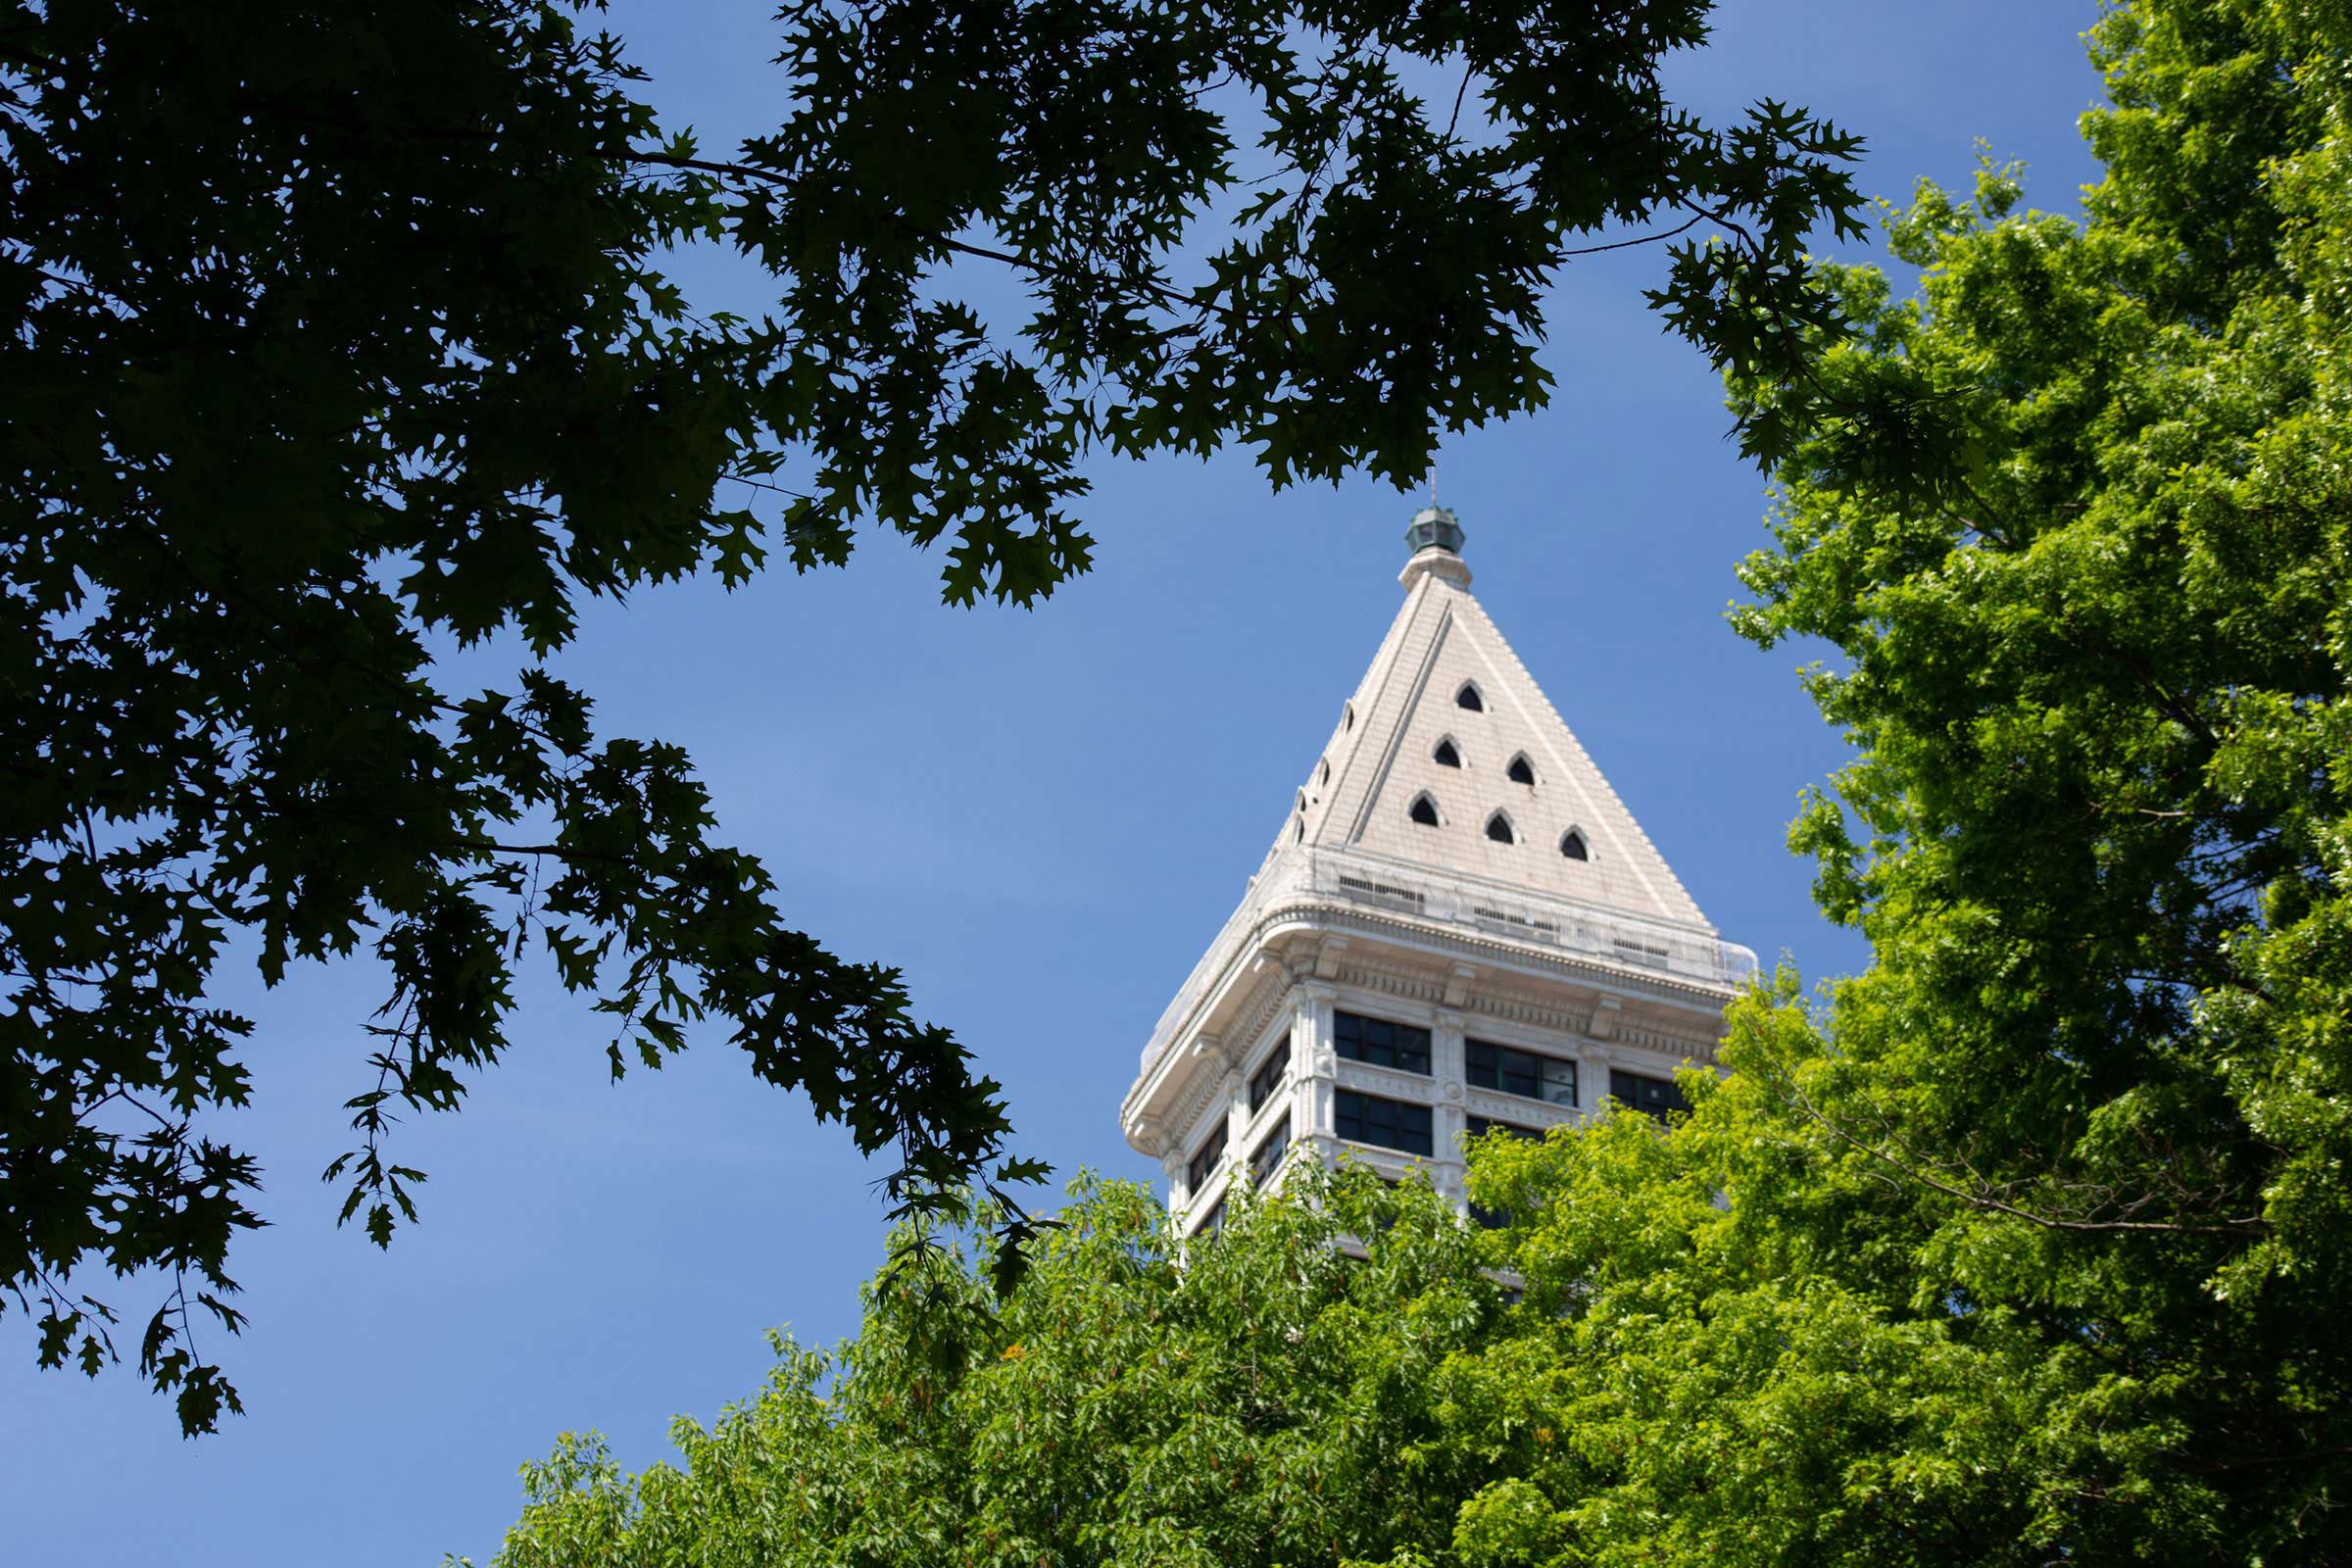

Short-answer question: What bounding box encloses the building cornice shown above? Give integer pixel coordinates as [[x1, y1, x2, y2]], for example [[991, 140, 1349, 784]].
[[1122, 879, 1741, 1153]]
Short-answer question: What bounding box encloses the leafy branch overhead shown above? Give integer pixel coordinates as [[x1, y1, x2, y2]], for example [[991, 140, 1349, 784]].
[[655, 0, 1865, 605], [0, 0, 1858, 1434]]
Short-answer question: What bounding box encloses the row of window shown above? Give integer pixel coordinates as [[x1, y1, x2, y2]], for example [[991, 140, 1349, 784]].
[[1432, 739, 1539, 788], [1337, 1011, 1584, 1111], [1336, 1072, 1688, 1159], [1407, 793, 1589, 858], [1190, 1036, 1294, 1199], [1187, 1011, 1690, 1197], [1342, 680, 1488, 741], [1191, 1077, 1689, 1223], [1190, 1107, 1294, 1204]]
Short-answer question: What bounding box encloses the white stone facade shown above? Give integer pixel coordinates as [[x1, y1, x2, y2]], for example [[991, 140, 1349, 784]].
[[1123, 523, 1757, 1234]]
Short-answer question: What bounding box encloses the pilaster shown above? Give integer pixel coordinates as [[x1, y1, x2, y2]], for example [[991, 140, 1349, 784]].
[[1299, 980, 1337, 1156], [1432, 1004, 1468, 1199]]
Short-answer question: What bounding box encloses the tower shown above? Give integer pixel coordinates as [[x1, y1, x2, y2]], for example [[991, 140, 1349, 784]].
[[1121, 511, 1757, 1232]]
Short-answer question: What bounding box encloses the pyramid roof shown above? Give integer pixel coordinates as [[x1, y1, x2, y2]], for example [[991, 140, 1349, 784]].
[[1276, 532, 1714, 935]]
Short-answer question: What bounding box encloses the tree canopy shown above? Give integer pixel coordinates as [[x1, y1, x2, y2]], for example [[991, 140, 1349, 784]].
[[482, 0, 2352, 1561], [1, 1, 1862, 1431], [485, 1171, 1507, 1568], [1698, 0, 2352, 1550]]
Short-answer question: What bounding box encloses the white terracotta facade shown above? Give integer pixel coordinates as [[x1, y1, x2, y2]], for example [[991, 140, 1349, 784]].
[[1122, 517, 1758, 1233]]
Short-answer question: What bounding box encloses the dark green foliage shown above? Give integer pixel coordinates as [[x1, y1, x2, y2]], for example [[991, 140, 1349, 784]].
[[0, 0, 1856, 1433]]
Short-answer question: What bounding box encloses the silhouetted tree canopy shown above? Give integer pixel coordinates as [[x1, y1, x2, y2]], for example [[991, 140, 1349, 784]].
[[0, 0, 1862, 1433]]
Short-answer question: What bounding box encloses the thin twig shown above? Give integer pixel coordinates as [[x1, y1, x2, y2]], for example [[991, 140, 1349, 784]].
[[1764, 1056, 2266, 1239]]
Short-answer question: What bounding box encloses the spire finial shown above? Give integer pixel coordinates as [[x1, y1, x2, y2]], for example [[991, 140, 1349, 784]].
[[1403, 504, 1463, 559], [1400, 502, 1471, 590]]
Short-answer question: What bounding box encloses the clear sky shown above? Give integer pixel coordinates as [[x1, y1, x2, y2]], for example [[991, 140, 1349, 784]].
[[7, 4, 2109, 1563]]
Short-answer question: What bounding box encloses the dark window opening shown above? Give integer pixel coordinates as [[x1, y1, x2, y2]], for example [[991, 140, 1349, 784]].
[[1560, 829, 1589, 860], [1335, 1090, 1433, 1156], [1433, 739, 1462, 768], [1608, 1069, 1691, 1123], [1506, 754, 1537, 786], [1186, 1120, 1228, 1194], [1343, 703, 1355, 732], [1456, 683, 1484, 711], [1336, 1010, 1432, 1075], [1485, 812, 1516, 844], [1250, 1113, 1291, 1186], [1409, 795, 1441, 827], [1248, 1033, 1291, 1113], [1468, 1040, 1577, 1106]]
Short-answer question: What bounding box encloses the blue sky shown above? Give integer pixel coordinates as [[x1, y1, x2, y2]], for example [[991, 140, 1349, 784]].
[[6, 4, 2108, 1562]]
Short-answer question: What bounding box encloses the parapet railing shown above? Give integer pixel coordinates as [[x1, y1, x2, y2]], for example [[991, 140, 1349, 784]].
[[1139, 848, 1759, 1072]]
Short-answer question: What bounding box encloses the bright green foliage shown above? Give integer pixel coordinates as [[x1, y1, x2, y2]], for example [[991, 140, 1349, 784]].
[[480, 1170, 1511, 1568], [1447, 0, 2352, 1561], [0, 1, 1859, 1432]]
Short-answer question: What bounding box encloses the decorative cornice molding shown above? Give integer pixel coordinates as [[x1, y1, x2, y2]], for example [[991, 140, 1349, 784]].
[[1334, 1060, 1442, 1102], [1464, 1088, 1579, 1129], [1126, 880, 1736, 1148]]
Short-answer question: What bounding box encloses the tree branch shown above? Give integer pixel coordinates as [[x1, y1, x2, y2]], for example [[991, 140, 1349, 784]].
[[624, 148, 1200, 312], [1763, 1057, 2267, 1239]]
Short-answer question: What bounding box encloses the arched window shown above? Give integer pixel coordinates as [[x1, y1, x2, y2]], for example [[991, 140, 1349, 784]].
[[1433, 738, 1462, 768], [1295, 816, 1305, 842], [1455, 682, 1485, 711], [1317, 758, 1331, 786], [1485, 812, 1516, 845], [1506, 754, 1537, 786], [1343, 703, 1355, 733], [1409, 794, 1441, 827], [1560, 829, 1589, 860]]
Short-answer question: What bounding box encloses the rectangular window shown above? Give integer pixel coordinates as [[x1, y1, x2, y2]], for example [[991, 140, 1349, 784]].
[[1248, 1032, 1291, 1114], [1608, 1069, 1691, 1123], [1335, 1010, 1432, 1075], [1250, 1112, 1291, 1186], [1186, 1119, 1228, 1194], [1466, 1039, 1577, 1105], [1463, 1117, 1538, 1228], [1335, 1090, 1433, 1156]]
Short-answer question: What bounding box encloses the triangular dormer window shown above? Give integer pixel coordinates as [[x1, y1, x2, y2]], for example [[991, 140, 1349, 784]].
[[1560, 829, 1589, 860], [1485, 812, 1516, 845], [1433, 739, 1462, 768], [1455, 682, 1484, 711], [1409, 794, 1441, 828], [1506, 754, 1536, 786]]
